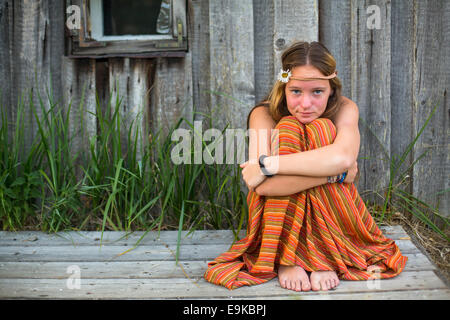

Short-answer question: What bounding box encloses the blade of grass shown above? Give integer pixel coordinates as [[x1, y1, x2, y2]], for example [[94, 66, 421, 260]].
[[175, 201, 185, 264], [100, 158, 124, 245]]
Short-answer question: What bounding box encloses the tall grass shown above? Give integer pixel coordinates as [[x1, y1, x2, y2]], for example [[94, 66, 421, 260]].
[[0, 88, 248, 244], [360, 101, 449, 241], [0, 93, 43, 230], [33, 88, 82, 232]]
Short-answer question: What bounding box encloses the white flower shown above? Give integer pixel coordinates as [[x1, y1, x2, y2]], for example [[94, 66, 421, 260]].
[[277, 69, 291, 83]]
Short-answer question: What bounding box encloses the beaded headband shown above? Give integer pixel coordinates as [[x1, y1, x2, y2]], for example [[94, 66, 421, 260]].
[[277, 68, 338, 83]]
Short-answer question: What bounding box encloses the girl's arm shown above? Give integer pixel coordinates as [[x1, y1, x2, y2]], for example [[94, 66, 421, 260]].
[[263, 97, 360, 177], [255, 175, 328, 196], [254, 161, 358, 196], [242, 97, 360, 191]]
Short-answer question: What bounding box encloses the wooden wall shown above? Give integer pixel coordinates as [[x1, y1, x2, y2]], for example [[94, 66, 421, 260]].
[[0, 0, 448, 217]]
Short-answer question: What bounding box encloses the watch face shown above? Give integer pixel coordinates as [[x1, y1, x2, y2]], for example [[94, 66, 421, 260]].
[[258, 156, 273, 177], [258, 156, 264, 167]]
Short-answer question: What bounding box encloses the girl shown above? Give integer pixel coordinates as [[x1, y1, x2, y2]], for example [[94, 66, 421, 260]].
[[204, 41, 407, 292]]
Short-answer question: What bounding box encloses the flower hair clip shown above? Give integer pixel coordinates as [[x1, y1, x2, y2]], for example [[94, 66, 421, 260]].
[[277, 69, 292, 83]]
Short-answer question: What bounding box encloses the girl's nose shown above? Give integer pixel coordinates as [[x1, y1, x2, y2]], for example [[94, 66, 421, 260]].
[[299, 95, 312, 109]]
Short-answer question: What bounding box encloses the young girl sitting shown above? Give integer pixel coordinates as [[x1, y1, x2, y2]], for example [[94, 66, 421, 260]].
[[204, 41, 407, 292]]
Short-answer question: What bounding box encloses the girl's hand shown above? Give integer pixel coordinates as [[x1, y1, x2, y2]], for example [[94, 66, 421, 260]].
[[240, 161, 267, 190], [344, 161, 358, 183]]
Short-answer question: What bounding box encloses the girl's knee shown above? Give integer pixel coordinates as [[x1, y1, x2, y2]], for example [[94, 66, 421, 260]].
[[304, 118, 336, 147], [276, 115, 301, 128], [276, 116, 335, 134], [272, 116, 305, 154], [307, 118, 336, 131], [273, 116, 336, 153]]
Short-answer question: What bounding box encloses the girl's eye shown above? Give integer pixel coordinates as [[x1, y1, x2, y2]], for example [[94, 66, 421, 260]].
[[291, 90, 301, 95], [313, 90, 323, 95]]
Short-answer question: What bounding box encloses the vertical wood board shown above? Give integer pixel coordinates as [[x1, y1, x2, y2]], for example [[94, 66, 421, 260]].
[[273, 0, 319, 79], [319, 0, 352, 99], [150, 54, 193, 138], [253, 0, 274, 104], [61, 58, 97, 179], [350, 0, 391, 201], [412, 0, 449, 218], [189, 0, 212, 123], [209, 0, 255, 131]]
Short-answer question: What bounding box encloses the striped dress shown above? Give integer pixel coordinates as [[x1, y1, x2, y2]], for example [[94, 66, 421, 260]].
[[204, 116, 407, 290]]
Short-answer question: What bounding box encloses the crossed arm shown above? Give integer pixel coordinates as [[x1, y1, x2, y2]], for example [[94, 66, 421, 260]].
[[241, 97, 360, 196]]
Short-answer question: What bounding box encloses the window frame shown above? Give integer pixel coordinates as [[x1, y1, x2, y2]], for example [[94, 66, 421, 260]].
[[65, 0, 188, 58]]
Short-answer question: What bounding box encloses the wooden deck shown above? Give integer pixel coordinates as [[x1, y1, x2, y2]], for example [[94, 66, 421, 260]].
[[0, 225, 449, 299]]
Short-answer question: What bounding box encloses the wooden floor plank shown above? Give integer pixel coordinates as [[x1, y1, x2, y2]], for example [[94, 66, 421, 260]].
[[199, 289, 450, 300], [0, 252, 435, 279], [0, 260, 206, 279], [0, 225, 409, 246], [0, 271, 447, 299], [0, 240, 420, 262], [0, 230, 246, 246]]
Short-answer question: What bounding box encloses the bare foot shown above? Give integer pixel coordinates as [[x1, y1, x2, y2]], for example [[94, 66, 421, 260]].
[[277, 265, 311, 292], [310, 270, 340, 291]]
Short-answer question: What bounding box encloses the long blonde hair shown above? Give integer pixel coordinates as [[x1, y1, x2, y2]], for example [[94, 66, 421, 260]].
[[267, 41, 343, 122]]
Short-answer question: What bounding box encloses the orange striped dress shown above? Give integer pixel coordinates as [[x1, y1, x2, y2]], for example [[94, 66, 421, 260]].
[[204, 116, 407, 290]]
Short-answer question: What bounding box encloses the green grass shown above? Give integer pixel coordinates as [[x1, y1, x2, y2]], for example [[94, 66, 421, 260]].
[[0, 93, 43, 230], [0, 87, 248, 248], [359, 101, 449, 241]]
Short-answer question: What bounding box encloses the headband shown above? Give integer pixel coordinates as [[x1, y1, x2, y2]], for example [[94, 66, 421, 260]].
[[278, 68, 337, 83]]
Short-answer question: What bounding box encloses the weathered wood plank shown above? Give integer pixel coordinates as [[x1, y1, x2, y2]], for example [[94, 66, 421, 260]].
[[7, 0, 65, 154], [412, 0, 450, 219], [44, 0, 65, 111], [208, 0, 255, 131], [150, 1, 194, 136], [0, 230, 247, 246], [273, 0, 318, 79], [390, 0, 415, 197], [229, 289, 450, 300], [0, 240, 421, 262], [61, 57, 97, 179], [0, 252, 435, 279], [0, 0, 12, 132], [0, 271, 446, 299], [150, 54, 193, 136], [188, 0, 211, 123], [319, 0, 352, 98], [253, 0, 274, 103], [10, 0, 44, 152], [109, 57, 135, 157], [108, 58, 152, 160], [350, 0, 391, 203], [0, 260, 204, 279], [0, 225, 410, 246]]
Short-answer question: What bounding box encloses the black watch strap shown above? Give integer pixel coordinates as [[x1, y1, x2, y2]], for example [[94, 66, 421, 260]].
[[259, 155, 274, 177]]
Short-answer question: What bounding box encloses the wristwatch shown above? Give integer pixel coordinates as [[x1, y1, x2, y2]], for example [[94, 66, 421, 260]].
[[258, 155, 274, 177]]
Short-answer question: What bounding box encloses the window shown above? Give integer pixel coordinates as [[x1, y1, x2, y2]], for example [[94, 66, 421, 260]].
[[66, 0, 187, 57]]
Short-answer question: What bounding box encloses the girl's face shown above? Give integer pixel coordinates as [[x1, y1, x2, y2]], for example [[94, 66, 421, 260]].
[[285, 65, 333, 124]]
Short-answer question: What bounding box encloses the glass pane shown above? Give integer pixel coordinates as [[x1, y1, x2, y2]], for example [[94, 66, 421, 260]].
[[103, 0, 171, 36]]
